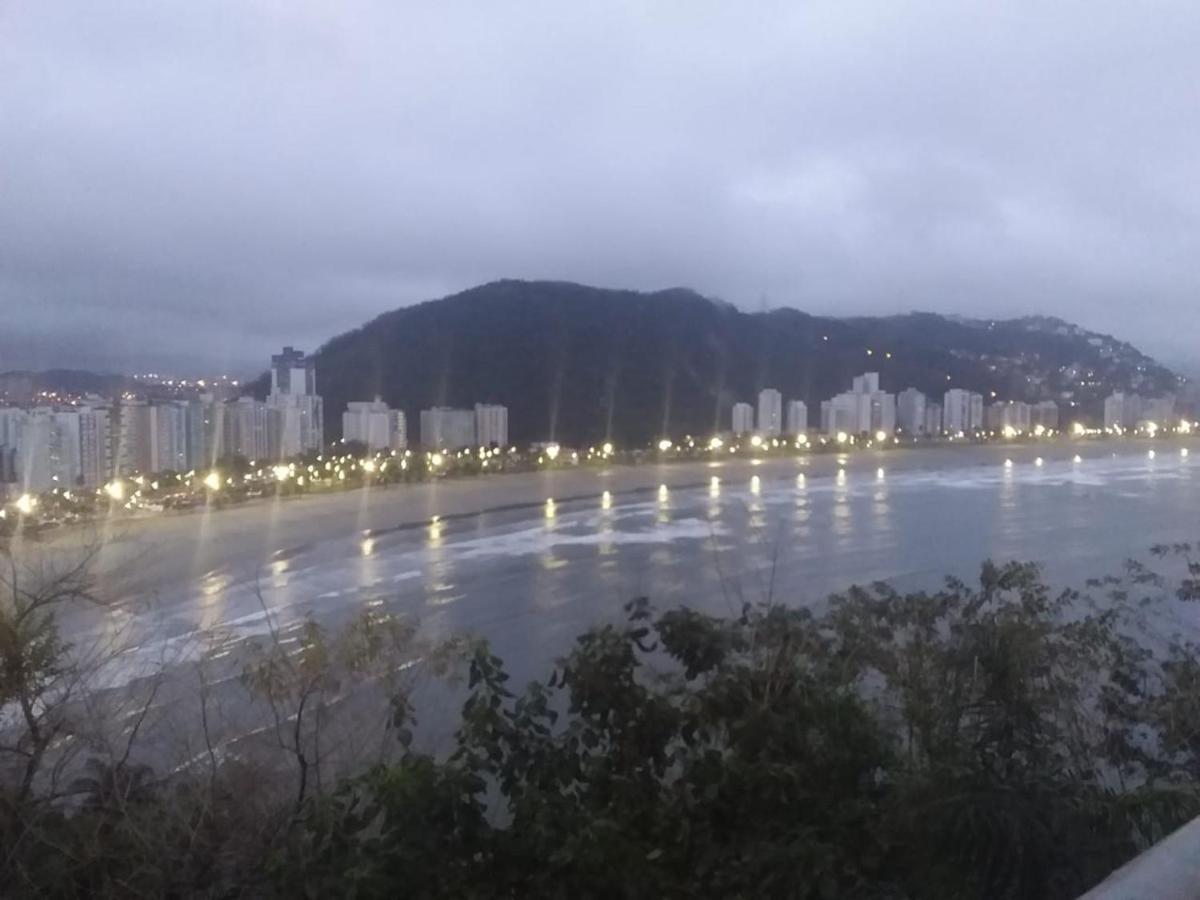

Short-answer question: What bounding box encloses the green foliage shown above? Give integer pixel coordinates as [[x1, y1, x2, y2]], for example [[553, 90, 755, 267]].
[[4, 555, 1200, 898]]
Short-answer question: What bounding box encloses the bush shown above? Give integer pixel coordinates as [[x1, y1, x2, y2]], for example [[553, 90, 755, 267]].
[[2, 550, 1199, 898]]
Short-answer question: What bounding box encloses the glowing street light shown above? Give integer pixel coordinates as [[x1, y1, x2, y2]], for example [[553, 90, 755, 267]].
[[1002, 425, 1017, 439], [875, 430, 887, 443], [15, 493, 35, 515], [430, 452, 445, 468], [104, 480, 125, 501], [545, 443, 561, 461], [601, 441, 614, 455], [272, 465, 291, 482], [1072, 422, 1086, 437], [835, 432, 849, 445], [750, 434, 764, 448], [708, 436, 724, 450], [658, 439, 673, 452]]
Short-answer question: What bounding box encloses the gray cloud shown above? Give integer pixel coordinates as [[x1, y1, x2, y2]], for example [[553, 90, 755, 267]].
[[3, 0, 1199, 375]]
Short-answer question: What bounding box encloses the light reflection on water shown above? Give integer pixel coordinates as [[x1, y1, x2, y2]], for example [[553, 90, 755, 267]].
[[83, 450, 1200, 692]]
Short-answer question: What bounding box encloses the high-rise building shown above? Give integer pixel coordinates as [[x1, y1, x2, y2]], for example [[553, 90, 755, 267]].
[[270, 346, 317, 396], [225, 397, 278, 461], [0, 408, 24, 461], [183, 397, 222, 470], [823, 373, 895, 436], [475, 404, 508, 448], [12, 409, 81, 492], [785, 400, 808, 435], [268, 347, 323, 458], [150, 402, 191, 472], [988, 401, 1032, 434], [420, 407, 476, 449], [870, 393, 896, 436], [924, 403, 943, 435], [114, 400, 153, 475], [944, 389, 984, 434], [731, 402, 754, 436], [757, 389, 782, 436], [1104, 392, 1141, 430], [896, 389, 927, 434], [343, 399, 408, 451], [852, 372, 880, 394], [1031, 401, 1059, 431], [77, 403, 113, 486]]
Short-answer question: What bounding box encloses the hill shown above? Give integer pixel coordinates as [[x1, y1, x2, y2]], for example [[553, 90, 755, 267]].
[[294, 280, 1180, 446]]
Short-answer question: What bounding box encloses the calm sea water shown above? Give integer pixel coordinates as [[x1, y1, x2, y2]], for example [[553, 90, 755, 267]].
[[96, 445, 1199, 681], [32, 442, 1200, 763]]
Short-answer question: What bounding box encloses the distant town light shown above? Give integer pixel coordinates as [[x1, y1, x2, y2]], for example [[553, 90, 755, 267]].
[[1033, 424, 1046, 437], [104, 480, 125, 501], [708, 436, 724, 450], [750, 434, 764, 448], [1004, 459, 1013, 468], [545, 443, 561, 461], [430, 452, 445, 468], [1002, 425, 1017, 439], [1073, 454, 1082, 463], [875, 430, 887, 442], [601, 441, 614, 455], [15, 493, 35, 515], [835, 432, 849, 445], [658, 439, 673, 452], [1180, 420, 1193, 435], [273, 464, 291, 481], [1034, 457, 1044, 467], [1072, 422, 1086, 436]]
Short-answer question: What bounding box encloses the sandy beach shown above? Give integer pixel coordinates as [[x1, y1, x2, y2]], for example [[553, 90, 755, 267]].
[[25, 437, 1184, 603]]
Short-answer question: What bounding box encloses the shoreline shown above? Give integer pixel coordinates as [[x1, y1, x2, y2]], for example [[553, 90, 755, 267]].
[[23, 434, 1194, 600], [36, 432, 1191, 532]]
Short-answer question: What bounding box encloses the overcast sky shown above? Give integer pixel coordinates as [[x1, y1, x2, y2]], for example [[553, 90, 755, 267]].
[[3, 1, 1199, 376]]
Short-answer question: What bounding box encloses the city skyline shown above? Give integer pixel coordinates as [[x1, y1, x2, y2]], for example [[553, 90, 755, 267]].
[[5, 3, 1200, 374]]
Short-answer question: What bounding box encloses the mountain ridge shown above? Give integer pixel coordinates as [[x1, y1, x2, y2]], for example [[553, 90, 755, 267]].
[[295, 280, 1180, 445]]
